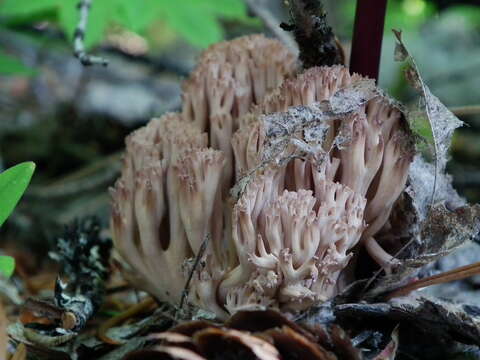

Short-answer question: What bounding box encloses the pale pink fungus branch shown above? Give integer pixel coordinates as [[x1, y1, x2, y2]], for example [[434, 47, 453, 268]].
[[217, 165, 366, 313], [259, 66, 363, 114], [111, 35, 415, 320], [182, 35, 298, 192], [176, 149, 225, 254]]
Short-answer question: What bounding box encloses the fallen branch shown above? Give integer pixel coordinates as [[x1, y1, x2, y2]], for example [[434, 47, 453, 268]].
[[74, 0, 109, 66]]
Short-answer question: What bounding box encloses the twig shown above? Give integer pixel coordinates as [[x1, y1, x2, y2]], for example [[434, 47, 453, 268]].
[[74, 0, 109, 66], [452, 168, 480, 188], [11, 343, 27, 360], [0, 301, 7, 360], [450, 105, 480, 117], [385, 261, 480, 300], [281, 0, 343, 68], [359, 235, 417, 298], [97, 297, 156, 345], [27, 152, 122, 199], [106, 284, 131, 295], [244, 0, 298, 53], [178, 234, 210, 312]]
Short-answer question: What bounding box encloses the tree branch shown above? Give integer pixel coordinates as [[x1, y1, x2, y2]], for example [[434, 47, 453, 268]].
[[74, 0, 109, 66]]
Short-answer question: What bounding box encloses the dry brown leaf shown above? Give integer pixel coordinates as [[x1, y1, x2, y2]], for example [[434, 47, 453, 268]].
[[11, 343, 27, 360], [393, 30, 463, 206], [194, 327, 280, 360], [149, 345, 206, 360], [372, 327, 399, 360], [366, 203, 480, 299], [361, 32, 480, 300], [0, 301, 7, 360], [262, 326, 336, 360]]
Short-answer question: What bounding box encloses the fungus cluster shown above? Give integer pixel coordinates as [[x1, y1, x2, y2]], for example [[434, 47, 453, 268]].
[[110, 34, 414, 319]]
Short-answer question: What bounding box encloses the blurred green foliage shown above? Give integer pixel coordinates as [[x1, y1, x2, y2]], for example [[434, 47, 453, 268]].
[[0, 0, 249, 49], [446, 4, 480, 28], [0, 255, 15, 278], [339, 0, 480, 38], [339, 0, 436, 37], [0, 50, 35, 75]]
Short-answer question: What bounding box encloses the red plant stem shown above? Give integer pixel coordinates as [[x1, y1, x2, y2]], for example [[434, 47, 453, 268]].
[[349, 0, 388, 82]]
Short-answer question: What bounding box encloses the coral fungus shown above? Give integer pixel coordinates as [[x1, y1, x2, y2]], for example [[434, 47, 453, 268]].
[[110, 34, 414, 319]]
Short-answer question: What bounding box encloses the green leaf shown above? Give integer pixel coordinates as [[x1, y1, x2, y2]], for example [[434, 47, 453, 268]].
[[0, 256, 15, 279], [201, 0, 248, 19], [58, 0, 80, 42], [3, 0, 249, 49], [84, 0, 112, 49], [0, 162, 35, 228], [0, 0, 57, 17], [0, 51, 36, 76], [162, 0, 224, 48], [116, 0, 162, 33]]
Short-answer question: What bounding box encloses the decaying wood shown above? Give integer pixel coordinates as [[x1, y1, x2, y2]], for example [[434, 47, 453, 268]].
[[281, 0, 344, 67], [335, 296, 480, 347], [50, 217, 111, 333]]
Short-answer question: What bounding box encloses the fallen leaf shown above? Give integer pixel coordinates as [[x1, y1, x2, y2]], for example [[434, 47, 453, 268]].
[[373, 326, 399, 360], [335, 296, 480, 346], [393, 30, 463, 207], [11, 343, 27, 360], [0, 301, 7, 360]]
